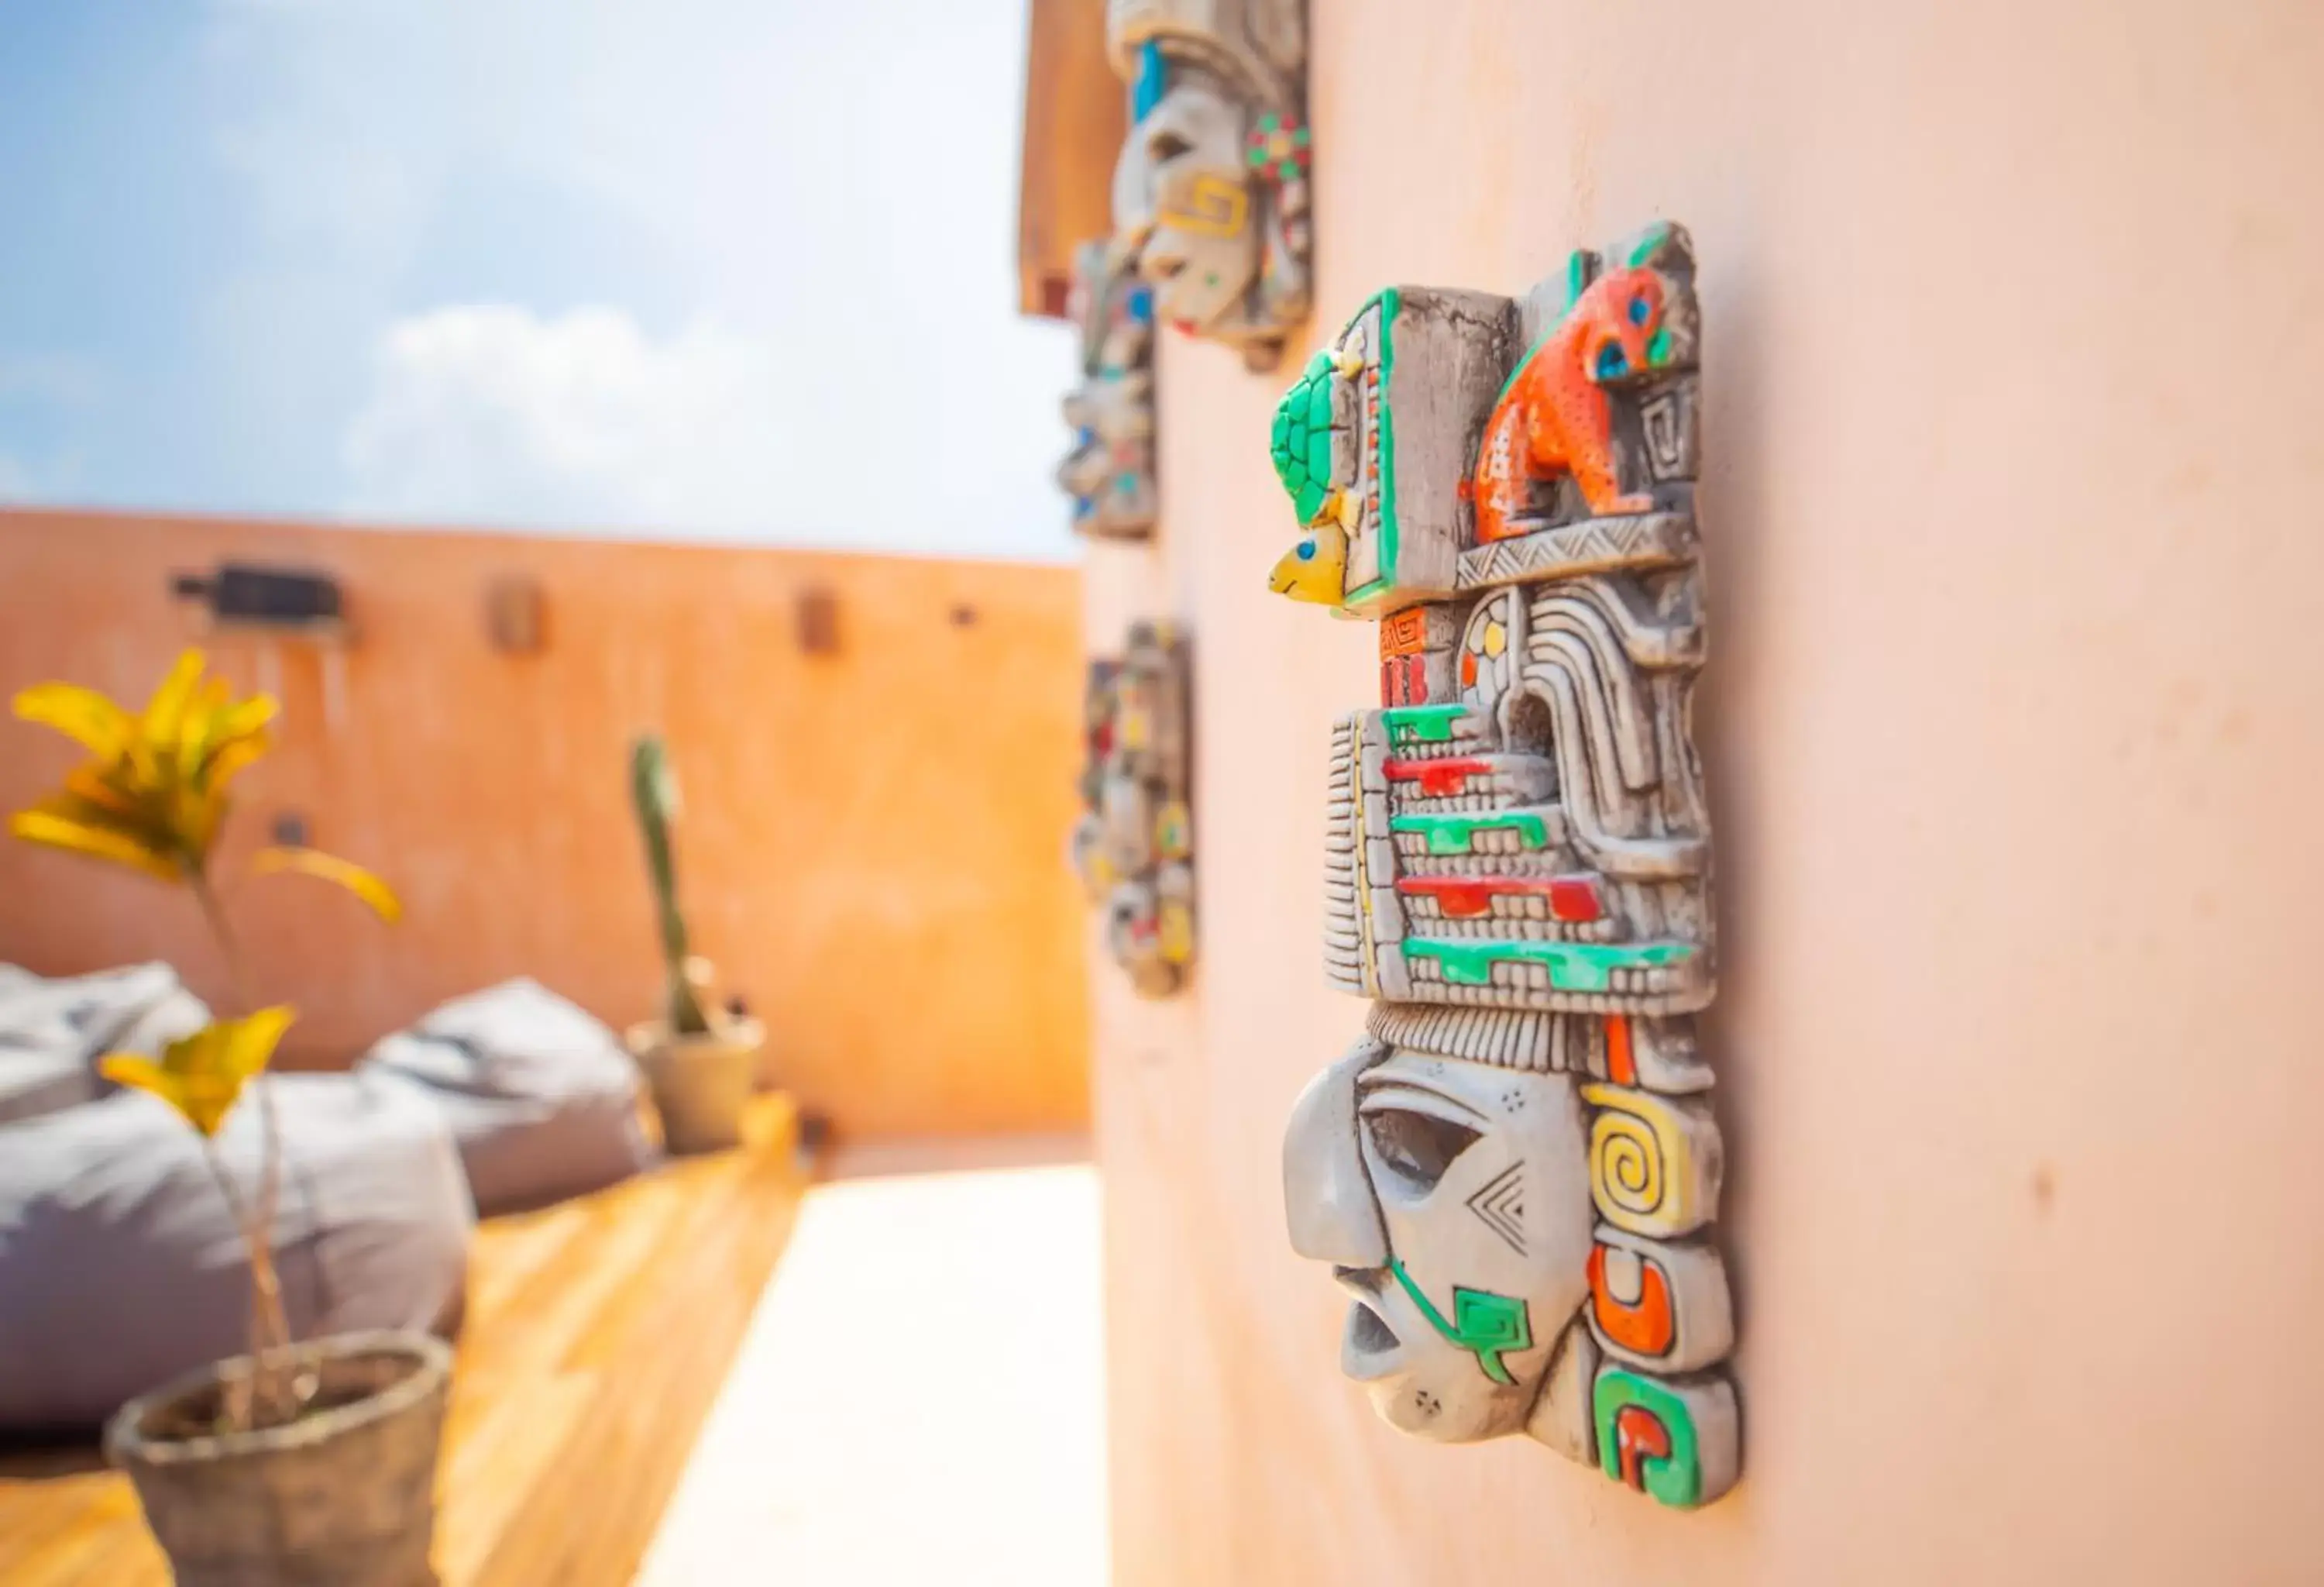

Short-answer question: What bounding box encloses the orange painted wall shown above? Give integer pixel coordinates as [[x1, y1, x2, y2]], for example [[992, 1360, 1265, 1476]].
[[0, 508, 1089, 1141]]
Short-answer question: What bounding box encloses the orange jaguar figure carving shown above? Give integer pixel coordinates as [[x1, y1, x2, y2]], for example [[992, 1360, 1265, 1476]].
[[1472, 265, 1676, 542]]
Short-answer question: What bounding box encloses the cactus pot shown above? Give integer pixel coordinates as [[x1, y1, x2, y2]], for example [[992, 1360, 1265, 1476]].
[[105, 1330, 452, 1587], [630, 1017, 763, 1153]]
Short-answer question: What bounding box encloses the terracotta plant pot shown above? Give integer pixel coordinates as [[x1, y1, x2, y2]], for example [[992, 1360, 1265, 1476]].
[[630, 1016, 764, 1153], [105, 1330, 452, 1587]]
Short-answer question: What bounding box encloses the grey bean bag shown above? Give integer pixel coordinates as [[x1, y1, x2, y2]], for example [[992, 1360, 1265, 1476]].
[[359, 978, 655, 1215], [0, 1072, 474, 1431], [0, 962, 211, 1125]]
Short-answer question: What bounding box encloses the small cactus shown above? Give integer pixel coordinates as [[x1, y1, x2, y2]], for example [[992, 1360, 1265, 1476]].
[[629, 735, 713, 1037]]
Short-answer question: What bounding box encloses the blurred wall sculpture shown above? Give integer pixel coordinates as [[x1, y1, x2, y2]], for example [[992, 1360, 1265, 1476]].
[[1272, 226, 1739, 1506], [1071, 621, 1195, 996], [1105, 0, 1311, 370], [0, 510, 1091, 1141], [1057, 241, 1160, 541]]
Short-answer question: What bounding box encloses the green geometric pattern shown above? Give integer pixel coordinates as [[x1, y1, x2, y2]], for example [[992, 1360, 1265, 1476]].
[[1593, 1368, 1704, 1506], [1624, 221, 1676, 268], [1390, 811, 1555, 855], [1269, 349, 1339, 526], [1340, 287, 1401, 611], [1389, 1258, 1533, 1386], [1404, 935, 1697, 993], [1379, 704, 1468, 744]]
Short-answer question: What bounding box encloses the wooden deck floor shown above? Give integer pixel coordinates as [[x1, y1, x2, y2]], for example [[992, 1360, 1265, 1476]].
[[0, 1096, 807, 1586]]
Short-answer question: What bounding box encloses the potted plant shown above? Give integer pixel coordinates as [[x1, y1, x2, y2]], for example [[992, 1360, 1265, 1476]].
[[8, 649, 444, 1585], [626, 733, 762, 1152]]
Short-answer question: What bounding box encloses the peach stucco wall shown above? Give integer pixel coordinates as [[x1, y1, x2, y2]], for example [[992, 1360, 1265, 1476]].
[[1089, 1, 2324, 1582], [0, 509, 1089, 1141]]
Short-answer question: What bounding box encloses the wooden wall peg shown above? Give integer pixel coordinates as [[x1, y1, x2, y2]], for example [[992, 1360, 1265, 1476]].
[[796, 586, 841, 657], [484, 574, 546, 656]]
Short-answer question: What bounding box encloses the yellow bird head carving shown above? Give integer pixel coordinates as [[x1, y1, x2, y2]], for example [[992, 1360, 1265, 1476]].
[[1267, 521, 1348, 607]]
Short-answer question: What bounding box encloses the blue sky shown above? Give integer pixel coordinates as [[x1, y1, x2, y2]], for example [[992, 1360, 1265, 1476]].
[[0, 0, 1078, 559]]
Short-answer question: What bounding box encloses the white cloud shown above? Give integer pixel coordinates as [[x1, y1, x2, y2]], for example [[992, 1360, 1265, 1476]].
[[343, 306, 784, 535], [193, 0, 1081, 559], [342, 303, 1074, 558]]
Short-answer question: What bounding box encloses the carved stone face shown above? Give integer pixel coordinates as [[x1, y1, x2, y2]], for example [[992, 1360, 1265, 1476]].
[[1112, 77, 1262, 336], [1284, 1039, 1595, 1444]]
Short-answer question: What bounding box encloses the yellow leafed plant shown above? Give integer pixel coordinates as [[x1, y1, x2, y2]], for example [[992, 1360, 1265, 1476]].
[[9, 649, 402, 1430], [99, 1007, 297, 1138], [9, 648, 397, 913]]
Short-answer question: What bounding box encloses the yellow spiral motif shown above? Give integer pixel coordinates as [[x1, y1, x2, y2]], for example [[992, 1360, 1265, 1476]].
[[1590, 1108, 1662, 1219], [1581, 1083, 1714, 1239]]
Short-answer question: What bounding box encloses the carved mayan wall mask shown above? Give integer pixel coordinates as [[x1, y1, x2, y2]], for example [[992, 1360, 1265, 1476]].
[[1058, 241, 1159, 541], [1284, 1011, 1734, 1501], [1270, 225, 1741, 1509], [1071, 621, 1195, 996], [1105, 0, 1310, 370], [1285, 1028, 1597, 1448]]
